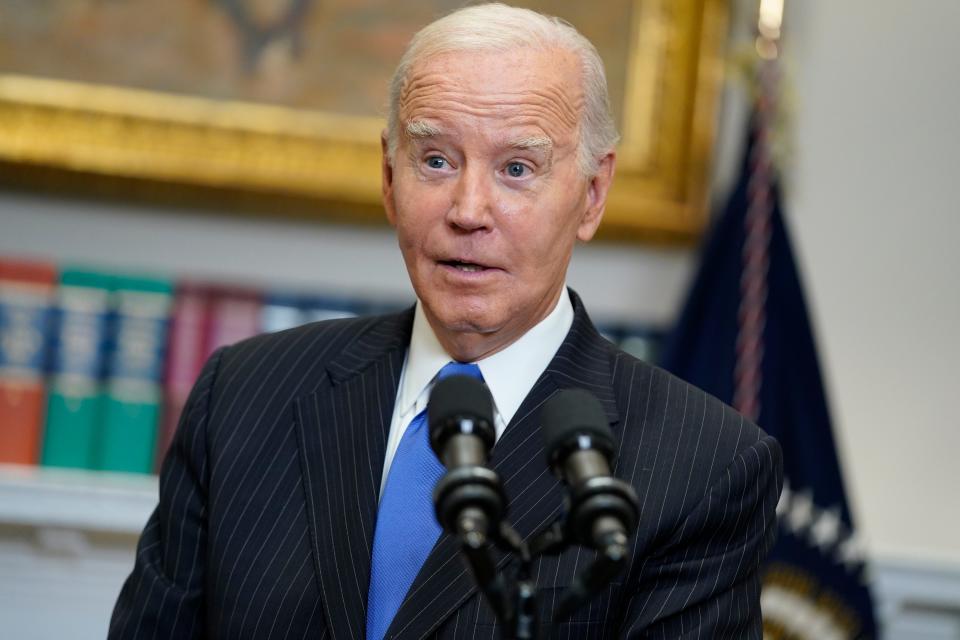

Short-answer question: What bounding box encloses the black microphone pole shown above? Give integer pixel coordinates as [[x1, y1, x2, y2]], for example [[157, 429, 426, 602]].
[[540, 389, 640, 622]]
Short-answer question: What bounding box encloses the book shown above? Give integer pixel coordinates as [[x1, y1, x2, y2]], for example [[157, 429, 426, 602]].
[[0, 258, 57, 465], [157, 283, 208, 468], [98, 274, 173, 474], [261, 291, 309, 334], [205, 286, 262, 353], [157, 284, 261, 468], [41, 269, 112, 470], [300, 294, 360, 323]]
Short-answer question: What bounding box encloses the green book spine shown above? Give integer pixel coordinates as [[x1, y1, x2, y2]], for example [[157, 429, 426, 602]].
[[98, 395, 162, 474], [96, 275, 173, 474], [42, 387, 104, 468], [41, 270, 113, 470]]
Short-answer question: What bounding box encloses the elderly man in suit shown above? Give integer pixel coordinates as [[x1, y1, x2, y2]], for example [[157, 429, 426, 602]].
[[111, 4, 782, 638]]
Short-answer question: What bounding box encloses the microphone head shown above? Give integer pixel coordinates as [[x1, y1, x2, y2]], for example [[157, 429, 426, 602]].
[[428, 374, 496, 456], [542, 389, 615, 471]]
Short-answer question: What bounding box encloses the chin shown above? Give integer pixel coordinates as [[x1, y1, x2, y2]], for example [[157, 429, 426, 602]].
[[424, 296, 503, 335], [435, 309, 500, 335]]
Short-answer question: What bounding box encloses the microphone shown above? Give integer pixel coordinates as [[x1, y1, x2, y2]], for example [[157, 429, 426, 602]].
[[428, 374, 506, 547], [542, 389, 639, 551]]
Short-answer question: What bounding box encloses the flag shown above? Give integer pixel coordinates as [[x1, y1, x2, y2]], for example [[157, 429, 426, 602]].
[[658, 106, 878, 638]]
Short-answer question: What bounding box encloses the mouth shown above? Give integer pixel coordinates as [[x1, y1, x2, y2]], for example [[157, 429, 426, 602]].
[[438, 258, 495, 273]]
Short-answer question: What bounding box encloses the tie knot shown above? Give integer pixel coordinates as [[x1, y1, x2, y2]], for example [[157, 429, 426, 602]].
[[437, 361, 483, 382]]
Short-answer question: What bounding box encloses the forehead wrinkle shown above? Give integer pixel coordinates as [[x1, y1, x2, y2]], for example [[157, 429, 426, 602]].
[[402, 95, 584, 145], [399, 73, 584, 135]]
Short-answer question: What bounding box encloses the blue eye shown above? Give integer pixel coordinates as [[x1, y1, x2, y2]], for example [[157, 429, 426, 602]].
[[506, 162, 528, 178], [426, 156, 447, 169]]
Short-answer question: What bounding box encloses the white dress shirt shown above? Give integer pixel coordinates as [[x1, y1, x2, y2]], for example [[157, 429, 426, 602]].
[[379, 289, 575, 497]]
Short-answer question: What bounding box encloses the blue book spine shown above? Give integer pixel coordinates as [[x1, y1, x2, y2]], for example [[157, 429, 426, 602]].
[[261, 292, 309, 333]]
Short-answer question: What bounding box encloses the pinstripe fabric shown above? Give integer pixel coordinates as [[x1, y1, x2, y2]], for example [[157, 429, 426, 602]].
[[110, 290, 781, 639]]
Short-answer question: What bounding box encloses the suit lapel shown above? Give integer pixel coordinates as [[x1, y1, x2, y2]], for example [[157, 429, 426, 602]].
[[294, 311, 413, 640], [387, 291, 621, 638]]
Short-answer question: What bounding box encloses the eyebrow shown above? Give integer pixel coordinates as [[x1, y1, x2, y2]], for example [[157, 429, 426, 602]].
[[404, 120, 442, 139], [509, 135, 553, 152]]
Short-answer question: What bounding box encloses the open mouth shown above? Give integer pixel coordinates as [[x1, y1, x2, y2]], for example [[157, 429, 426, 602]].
[[440, 259, 489, 273]]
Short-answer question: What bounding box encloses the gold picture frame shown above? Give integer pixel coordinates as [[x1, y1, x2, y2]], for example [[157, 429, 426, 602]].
[[0, 0, 726, 242]]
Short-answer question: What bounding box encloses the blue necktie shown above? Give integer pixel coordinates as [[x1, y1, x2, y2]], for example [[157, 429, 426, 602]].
[[366, 362, 484, 640]]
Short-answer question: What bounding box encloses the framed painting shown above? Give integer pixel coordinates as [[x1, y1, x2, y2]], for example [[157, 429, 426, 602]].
[[0, 0, 727, 242]]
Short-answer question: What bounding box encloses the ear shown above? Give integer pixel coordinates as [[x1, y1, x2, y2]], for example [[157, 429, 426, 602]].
[[576, 151, 616, 242], [381, 131, 398, 227]]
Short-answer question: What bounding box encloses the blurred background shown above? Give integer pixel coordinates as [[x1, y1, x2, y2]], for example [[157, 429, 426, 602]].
[[0, 0, 958, 638]]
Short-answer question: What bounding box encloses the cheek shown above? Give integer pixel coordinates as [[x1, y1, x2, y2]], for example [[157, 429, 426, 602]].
[[394, 210, 456, 282], [509, 220, 579, 288], [507, 201, 574, 256], [394, 176, 452, 229]]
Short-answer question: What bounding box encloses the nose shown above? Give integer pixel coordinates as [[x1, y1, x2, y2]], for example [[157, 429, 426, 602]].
[[446, 165, 494, 232]]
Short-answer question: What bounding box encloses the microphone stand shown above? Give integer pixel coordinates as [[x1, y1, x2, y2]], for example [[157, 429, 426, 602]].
[[539, 522, 629, 623], [450, 505, 633, 639], [452, 514, 538, 638], [430, 383, 639, 638]]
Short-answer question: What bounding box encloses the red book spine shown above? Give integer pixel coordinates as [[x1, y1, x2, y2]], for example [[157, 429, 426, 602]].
[[157, 285, 208, 469], [156, 285, 262, 471], [203, 288, 262, 358], [0, 259, 57, 465]]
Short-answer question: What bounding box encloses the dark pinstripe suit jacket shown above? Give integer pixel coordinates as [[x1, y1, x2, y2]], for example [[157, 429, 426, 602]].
[[111, 291, 782, 639]]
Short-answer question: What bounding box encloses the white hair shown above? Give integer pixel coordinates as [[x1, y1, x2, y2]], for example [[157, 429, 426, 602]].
[[386, 3, 619, 176]]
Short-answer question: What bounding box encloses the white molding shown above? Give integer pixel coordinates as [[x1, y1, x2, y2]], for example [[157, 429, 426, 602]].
[[874, 556, 960, 639], [0, 464, 157, 535]]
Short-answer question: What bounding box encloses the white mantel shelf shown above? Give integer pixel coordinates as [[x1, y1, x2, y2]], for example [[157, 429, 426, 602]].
[[0, 463, 157, 535]]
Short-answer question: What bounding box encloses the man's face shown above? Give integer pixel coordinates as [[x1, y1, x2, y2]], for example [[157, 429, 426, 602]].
[[383, 46, 614, 360]]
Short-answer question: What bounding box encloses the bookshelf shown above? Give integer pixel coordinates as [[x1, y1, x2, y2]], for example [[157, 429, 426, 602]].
[[0, 464, 157, 534], [0, 464, 155, 638]]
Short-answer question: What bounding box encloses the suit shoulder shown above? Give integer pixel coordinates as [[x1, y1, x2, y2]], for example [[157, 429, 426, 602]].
[[214, 310, 410, 390], [194, 310, 411, 446], [610, 347, 775, 471], [608, 347, 781, 543]]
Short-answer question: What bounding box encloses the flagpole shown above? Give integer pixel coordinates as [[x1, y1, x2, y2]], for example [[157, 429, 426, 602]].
[[733, 0, 783, 422]]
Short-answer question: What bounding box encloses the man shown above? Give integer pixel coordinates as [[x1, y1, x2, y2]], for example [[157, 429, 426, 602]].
[[111, 4, 781, 638]]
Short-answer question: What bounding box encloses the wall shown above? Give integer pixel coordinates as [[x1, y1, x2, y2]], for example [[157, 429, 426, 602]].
[[784, 0, 960, 564]]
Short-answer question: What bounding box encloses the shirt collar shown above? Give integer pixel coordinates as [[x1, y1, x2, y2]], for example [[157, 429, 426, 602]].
[[399, 289, 574, 427], [397, 303, 456, 417]]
